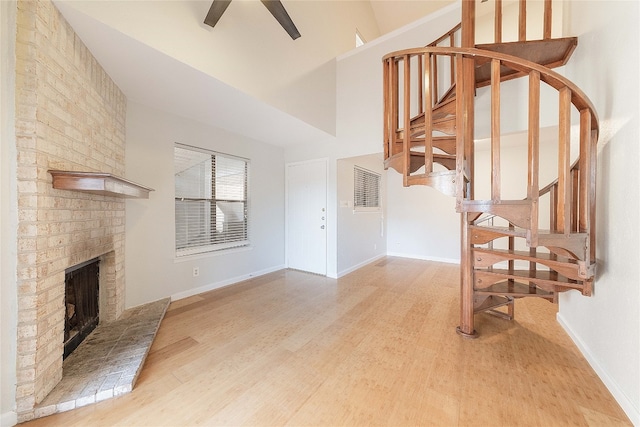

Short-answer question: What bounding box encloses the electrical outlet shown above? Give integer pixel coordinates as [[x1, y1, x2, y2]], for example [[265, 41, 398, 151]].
[[193, 267, 199, 277]]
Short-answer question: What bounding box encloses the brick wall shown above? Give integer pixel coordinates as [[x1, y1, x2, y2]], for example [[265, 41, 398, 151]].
[[14, 0, 127, 421]]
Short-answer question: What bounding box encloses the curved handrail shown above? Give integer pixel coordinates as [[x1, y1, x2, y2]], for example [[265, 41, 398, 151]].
[[383, 47, 599, 133], [382, 45, 598, 263]]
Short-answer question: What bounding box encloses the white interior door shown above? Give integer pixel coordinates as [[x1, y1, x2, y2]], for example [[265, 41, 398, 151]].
[[286, 159, 327, 275]]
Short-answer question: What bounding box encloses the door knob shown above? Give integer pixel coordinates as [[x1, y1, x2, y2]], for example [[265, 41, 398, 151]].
[[320, 225, 325, 229]]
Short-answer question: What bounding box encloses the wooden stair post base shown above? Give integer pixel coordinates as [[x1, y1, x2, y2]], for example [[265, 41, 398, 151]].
[[456, 326, 478, 339]]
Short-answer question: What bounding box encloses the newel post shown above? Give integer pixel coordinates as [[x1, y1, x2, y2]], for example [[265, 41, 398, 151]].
[[457, 0, 478, 338]]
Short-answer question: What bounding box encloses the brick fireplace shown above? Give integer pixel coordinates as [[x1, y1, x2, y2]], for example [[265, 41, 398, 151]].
[[14, 0, 128, 421]]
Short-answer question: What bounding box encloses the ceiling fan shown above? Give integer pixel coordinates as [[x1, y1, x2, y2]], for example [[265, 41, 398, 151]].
[[204, 0, 301, 40]]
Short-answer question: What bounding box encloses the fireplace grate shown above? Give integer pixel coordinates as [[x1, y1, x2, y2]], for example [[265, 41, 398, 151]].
[[64, 258, 100, 359]]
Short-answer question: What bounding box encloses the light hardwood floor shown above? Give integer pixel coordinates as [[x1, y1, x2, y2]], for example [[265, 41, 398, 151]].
[[21, 257, 631, 426]]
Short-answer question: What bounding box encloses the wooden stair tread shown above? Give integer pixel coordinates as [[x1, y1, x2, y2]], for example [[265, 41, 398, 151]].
[[409, 136, 457, 155], [473, 247, 594, 281], [470, 225, 527, 239], [406, 171, 457, 196], [473, 247, 579, 264], [474, 280, 555, 300], [409, 171, 456, 179], [470, 224, 587, 238], [476, 268, 577, 283], [409, 151, 455, 160], [475, 37, 578, 87], [406, 115, 456, 137], [385, 153, 457, 176]]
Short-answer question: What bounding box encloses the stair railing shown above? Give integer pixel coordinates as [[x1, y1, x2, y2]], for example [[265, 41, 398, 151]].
[[383, 49, 462, 192], [480, 0, 554, 43], [383, 46, 598, 257], [425, 24, 461, 108]]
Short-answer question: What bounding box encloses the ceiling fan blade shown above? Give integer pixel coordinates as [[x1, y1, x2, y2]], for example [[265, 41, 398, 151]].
[[204, 0, 232, 28], [260, 0, 301, 40]]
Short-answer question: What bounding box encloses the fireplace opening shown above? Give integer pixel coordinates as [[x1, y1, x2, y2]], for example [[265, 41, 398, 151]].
[[64, 258, 100, 359]]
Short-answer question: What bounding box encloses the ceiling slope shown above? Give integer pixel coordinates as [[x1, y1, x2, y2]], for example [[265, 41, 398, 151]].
[[54, 1, 334, 147]]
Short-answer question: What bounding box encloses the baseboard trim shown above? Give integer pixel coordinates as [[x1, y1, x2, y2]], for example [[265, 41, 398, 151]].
[[557, 313, 640, 426], [336, 254, 386, 278], [170, 264, 286, 302], [1, 410, 17, 427], [386, 252, 460, 265]]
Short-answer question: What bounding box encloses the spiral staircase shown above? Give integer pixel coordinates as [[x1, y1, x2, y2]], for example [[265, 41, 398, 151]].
[[382, 0, 598, 337]]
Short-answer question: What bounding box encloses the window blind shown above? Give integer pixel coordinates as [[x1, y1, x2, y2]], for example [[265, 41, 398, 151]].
[[174, 144, 249, 257], [354, 166, 381, 210]]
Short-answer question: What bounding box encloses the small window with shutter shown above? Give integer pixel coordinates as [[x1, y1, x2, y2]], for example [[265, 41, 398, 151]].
[[354, 166, 381, 212], [174, 144, 249, 257]]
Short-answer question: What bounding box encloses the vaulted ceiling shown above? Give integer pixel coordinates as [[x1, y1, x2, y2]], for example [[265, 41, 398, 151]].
[[53, 0, 455, 147]]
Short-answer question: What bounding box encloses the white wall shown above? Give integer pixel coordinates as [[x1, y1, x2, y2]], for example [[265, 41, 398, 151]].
[[0, 1, 17, 425], [386, 170, 460, 263], [282, 2, 463, 277], [557, 1, 640, 424], [336, 154, 387, 276], [54, 0, 382, 136], [125, 102, 286, 307]]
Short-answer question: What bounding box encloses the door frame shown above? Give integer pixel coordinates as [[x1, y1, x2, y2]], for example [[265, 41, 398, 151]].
[[285, 158, 328, 275]]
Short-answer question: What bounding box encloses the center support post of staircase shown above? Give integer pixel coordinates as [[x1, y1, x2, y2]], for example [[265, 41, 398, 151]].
[[456, 0, 478, 338]]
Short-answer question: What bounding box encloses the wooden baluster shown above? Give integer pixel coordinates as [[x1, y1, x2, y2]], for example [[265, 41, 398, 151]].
[[455, 53, 466, 206], [433, 54, 439, 105], [424, 53, 433, 174], [383, 59, 390, 161], [529, 246, 537, 293], [549, 184, 557, 231], [579, 109, 595, 266], [403, 54, 411, 185], [508, 223, 515, 273], [491, 59, 501, 201], [528, 70, 540, 246], [519, 0, 527, 41], [557, 86, 572, 235], [391, 58, 399, 154], [589, 129, 597, 263], [462, 0, 475, 48], [543, 0, 552, 39], [449, 33, 455, 85], [417, 55, 424, 115], [578, 110, 592, 234], [571, 168, 579, 232], [495, 0, 502, 43]]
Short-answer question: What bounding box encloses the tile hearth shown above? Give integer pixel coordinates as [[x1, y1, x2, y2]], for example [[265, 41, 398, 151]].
[[34, 298, 170, 419]]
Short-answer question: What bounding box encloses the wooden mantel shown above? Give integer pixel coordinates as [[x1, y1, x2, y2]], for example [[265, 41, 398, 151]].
[[48, 170, 154, 199]]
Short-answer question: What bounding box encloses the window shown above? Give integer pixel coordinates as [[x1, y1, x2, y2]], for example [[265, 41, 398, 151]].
[[354, 166, 380, 211], [174, 144, 249, 257]]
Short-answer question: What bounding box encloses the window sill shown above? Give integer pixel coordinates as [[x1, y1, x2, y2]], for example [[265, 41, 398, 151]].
[[174, 244, 253, 263], [353, 208, 382, 214]]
